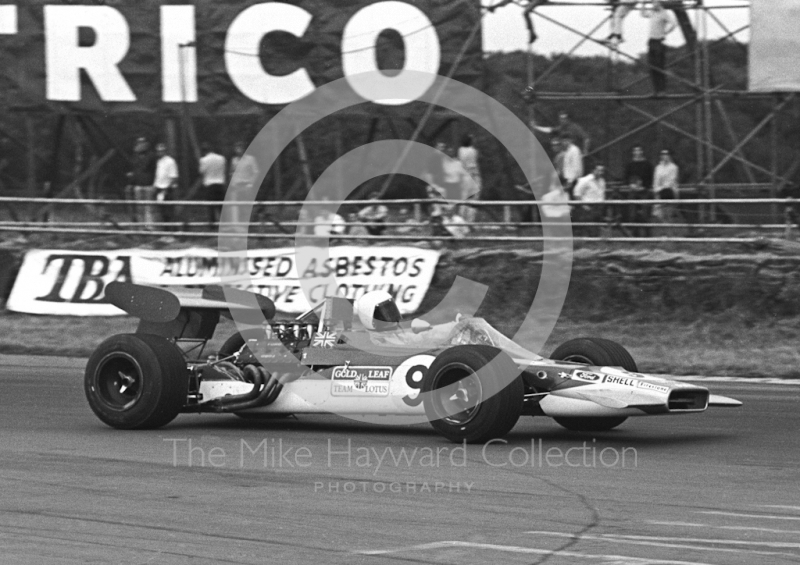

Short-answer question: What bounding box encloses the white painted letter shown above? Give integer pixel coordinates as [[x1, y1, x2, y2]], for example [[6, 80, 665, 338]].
[[225, 3, 314, 105], [0, 4, 17, 35], [161, 5, 197, 103], [44, 6, 135, 102], [342, 1, 440, 105]]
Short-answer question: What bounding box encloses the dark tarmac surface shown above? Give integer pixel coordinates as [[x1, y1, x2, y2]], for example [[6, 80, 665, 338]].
[[1, 355, 799, 565]]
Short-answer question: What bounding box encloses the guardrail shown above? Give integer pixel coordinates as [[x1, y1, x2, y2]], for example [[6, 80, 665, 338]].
[[0, 196, 797, 243]]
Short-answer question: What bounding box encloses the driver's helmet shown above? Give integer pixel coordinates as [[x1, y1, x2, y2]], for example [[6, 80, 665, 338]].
[[355, 290, 402, 331]]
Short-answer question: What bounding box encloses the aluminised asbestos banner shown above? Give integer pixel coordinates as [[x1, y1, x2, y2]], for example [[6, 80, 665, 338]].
[[6, 246, 440, 316]]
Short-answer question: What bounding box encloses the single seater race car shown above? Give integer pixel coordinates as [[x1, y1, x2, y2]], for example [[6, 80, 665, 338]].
[[84, 282, 741, 443]]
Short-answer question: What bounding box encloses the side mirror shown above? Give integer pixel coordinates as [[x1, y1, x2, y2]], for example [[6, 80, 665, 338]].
[[411, 318, 432, 334]]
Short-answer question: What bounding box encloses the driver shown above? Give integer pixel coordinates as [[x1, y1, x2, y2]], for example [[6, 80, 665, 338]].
[[354, 290, 402, 332]]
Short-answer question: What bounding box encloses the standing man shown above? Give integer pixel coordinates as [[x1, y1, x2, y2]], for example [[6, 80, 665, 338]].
[[607, 0, 638, 46], [532, 111, 591, 155], [573, 163, 607, 231], [229, 141, 260, 226], [154, 143, 179, 228], [198, 142, 227, 226], [153, 142, 178, 230], [127, 137, 155, 226], [642, 0, 676, 95], [457, 134, 482, 194], [624, 145, 654, 191], [653, 148, 679, 221], [560, 134, 584, 198], [623, 144, 654, 225]]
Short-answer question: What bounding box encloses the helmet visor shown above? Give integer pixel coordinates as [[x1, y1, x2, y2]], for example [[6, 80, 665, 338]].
[[374, 298, 402, 324]]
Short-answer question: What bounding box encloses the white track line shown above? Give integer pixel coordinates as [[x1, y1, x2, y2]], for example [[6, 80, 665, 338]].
[[697, 510, 800, 522], [356, 540, 716, 564], [756, 505, 800, 512], [647, 521, 800, 536], [525, 531, 800, 557]]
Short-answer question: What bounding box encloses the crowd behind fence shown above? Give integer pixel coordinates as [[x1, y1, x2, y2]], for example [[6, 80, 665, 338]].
[[1, 195, 799, 243]]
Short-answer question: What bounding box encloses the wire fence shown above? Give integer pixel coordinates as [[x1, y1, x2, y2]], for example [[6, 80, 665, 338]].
[[0, 195, 797, 243]]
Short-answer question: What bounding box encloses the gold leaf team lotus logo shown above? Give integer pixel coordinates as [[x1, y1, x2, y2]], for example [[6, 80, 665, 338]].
[[331, 364, 392, 397]]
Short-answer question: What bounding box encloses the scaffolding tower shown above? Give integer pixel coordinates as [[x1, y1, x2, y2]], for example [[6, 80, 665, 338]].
[[516, 0, 791, 221]]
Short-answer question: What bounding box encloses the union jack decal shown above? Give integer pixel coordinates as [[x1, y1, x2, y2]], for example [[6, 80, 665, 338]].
[[312, 331, 337, 348]]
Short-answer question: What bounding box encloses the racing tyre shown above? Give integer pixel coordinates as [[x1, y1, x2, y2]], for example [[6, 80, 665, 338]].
[[422, 345, 524, 443], [85, 334, 188, 430], [553, 416, 628, 432], [549, 337, 636, 432], [550, 337, 637, 372]]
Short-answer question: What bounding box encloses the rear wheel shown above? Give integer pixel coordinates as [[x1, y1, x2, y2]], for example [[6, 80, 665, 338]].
[[550, 337, 636, 432], [422, 345, 524, 443], [84, 334, 187, 429]]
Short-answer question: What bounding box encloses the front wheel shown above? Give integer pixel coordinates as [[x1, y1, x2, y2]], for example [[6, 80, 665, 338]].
[[84, 334, 187, 429], [422, 345, 524, 443], [553, 416, 628, 432], [550, 337, 637, 432]]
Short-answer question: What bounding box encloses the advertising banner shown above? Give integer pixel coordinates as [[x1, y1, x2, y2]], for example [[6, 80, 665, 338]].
[[0, 0, 483, 114], [6, 246, 440, 316]]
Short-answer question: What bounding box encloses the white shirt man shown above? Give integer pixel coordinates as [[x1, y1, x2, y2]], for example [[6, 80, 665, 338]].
[[653, 151, 679, 197], [540, 172, 570, 219], [560, 138, 584, 189], [199, 150, 226, 187], [154, 144, 178, 197], [643, 1, 676, 40], [574, 166, 607, 203]]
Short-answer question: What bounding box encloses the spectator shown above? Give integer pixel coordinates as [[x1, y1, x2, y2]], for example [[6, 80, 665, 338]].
[[153, 142, 178, 229], [624, 145, 654, 191], [229, 141, 260, 225], [457, 136, 481, 223], [627, 175, 651, 236], [606, 0, 638, 46], [574, 163, 607, 226], [457, 134, 482, 194], [488, 0, 550, 44], [550, 137, 565, 182], [532, 111, 591, 155], [653, 148, 679, 199], [653, 148, 679, 221], [560, 134, 584, 198], [198, 142, 227, 226], [423, 141, 466, 216], [540, 171, 570, 220], [357, 191, 389, 236], [313, 206, 346, 237], [622, 145, 653, 226], [126, 137, 155, 225], [441, 143, 467, 203], [642, 0, 676, 95]]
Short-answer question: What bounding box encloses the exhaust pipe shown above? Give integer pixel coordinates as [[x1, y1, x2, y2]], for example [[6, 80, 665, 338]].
[[193, 366, 283, 413]]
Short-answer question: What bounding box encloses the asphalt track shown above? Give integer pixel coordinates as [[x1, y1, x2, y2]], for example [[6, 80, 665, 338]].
[[1, 356, 800, 565]]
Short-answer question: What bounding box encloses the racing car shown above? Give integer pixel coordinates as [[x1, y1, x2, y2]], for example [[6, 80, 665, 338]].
[[84, 282, 741, 443]]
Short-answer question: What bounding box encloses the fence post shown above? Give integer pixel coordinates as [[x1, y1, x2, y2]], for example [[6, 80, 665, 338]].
[[503, 205, 512, 226], [413, 203, 422, 222]]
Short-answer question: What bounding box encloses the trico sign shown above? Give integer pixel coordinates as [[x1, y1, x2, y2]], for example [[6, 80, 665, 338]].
[[0, 1, 482, 113]]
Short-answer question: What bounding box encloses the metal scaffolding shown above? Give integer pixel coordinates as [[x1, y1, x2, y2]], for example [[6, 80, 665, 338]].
[[516, 0, 793, 221]]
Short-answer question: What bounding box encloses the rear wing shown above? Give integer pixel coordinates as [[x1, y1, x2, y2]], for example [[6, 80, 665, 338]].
[[105, 282, 276, 340]]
